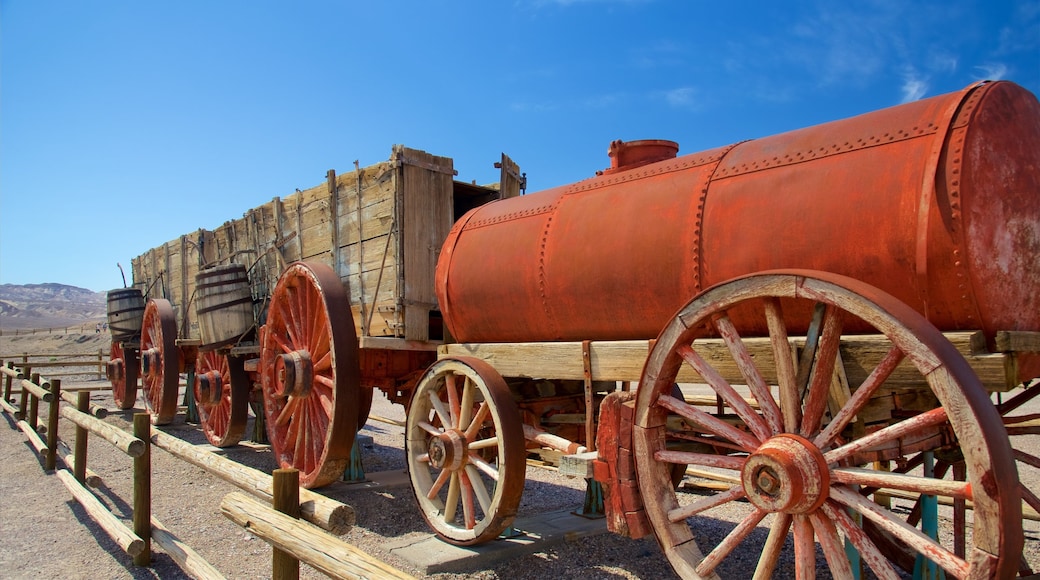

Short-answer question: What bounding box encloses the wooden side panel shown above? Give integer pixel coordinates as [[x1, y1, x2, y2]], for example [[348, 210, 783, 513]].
[[398, 146, 454, 342], [498, 153, 523, 200], [129, 146, 456, 345]]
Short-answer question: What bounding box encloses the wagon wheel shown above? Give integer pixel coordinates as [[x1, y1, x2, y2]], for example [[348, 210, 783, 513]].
[[870, 379, 1040, 576], [194, 350, 249, 447], [140, 299, 180, 425], [632, 270, 1021, 580], [108, 341, 139, 410], [260, 261, 361, 489], [405, 356, 526, 545]]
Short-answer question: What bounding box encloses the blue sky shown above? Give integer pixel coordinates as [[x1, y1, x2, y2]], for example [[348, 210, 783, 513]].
[[2, 0, 1038, 292]]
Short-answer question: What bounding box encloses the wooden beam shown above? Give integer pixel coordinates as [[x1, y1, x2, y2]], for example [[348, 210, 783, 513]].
[[149, 428, 354, 535], [56, 469, 144, 557], [60, 406, 145, 457], [221, 492, 416, 580], [151, 517, 225, 580]]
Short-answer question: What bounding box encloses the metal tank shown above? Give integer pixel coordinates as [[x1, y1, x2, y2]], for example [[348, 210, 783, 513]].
[[435, 81, 1040, 363]]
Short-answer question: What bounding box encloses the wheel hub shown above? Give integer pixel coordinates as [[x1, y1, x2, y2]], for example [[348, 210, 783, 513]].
[[197, 371, 222, 405], [107, 359, 124, 381], [427, 429, 467, 471], [141, 348, 161, 377], [741, 434, 830, 514], [275, 350, 312, 397]]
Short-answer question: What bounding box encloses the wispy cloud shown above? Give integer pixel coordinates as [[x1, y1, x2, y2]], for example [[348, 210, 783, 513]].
[[658, 87, 698, 109], [974, 63, 1009, 81], [900, 69, 929, 103]]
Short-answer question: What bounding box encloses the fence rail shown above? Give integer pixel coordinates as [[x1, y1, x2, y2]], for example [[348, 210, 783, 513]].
[[0, 362, 411, 579], [1, 351, 107, 381], [0, 322, 106, 337]]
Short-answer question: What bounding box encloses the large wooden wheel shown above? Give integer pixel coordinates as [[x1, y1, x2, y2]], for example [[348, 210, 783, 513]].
[[107, 341, 139, 410], [194, 350, 249, 447], [140, 299, 180, 425], [633, 270, 1022, 580], [405, 356, 526, 545], [260, 261, 360, 489]]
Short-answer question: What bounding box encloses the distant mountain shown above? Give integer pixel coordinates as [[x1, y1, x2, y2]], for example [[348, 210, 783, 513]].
[[0, 283, 107, 331]]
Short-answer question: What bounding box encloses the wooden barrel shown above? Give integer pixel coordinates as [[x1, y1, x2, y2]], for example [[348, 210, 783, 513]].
[[107, 288, 145, 341], [196, 263, 254, 348]]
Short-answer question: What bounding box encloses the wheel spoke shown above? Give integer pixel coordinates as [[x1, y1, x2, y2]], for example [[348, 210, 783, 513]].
[[764, 299, 800, 433], [418, 421, 442, 437], [656, 393, 761, 451], [444, 472, 460, 522], [714, 313, 784, 435], [445, 373, 461, 429], [825, 407, 948, 465], [810, 510, 854, 578], [821, 500, 901, 580], [753, 513, 792, 580], [677, 344, 772, 442], [459, 469, 476, 529], [459, 377, 476, 429], [668, 484, 745, 522], [800, 304, 843, 437], [814, 346, 905, 448], [464, 402, 491, 440], [429, 391, 452, 428], [830, 485, 969, 578], [426, 467, 451, 500], [465, 464, 493, 513], [467, 436, 499, 451], [831, 466, 971, 499], [467, 453, 501, 481], [654, 450, 744, 471], [793, 514, 815, 580], [696, 508, 767, 577]]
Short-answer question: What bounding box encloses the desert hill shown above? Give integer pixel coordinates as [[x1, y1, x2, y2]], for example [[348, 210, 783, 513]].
[[0, 283, 107, 331]]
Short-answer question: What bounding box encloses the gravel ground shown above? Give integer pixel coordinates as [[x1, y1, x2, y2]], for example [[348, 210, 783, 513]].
[[1, 331, 1037, 579]]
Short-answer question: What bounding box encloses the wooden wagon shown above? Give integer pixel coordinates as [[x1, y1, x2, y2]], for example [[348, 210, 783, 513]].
[[107, 145, 522, 486], [106, 79, 1040, 580]]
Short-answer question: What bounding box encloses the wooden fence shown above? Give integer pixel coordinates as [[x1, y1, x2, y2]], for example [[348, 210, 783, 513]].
[[0, 351, 107, 380], [0, 322, 105, 337], [0, 363, 413, 579]]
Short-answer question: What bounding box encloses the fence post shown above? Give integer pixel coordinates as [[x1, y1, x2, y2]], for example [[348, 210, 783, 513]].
[[75, 392, 90, 483], [46, 379, 61, 470], [28, 372, 41, 431], [97, 348, 104, 380], [133, 413, 152, 566], [3, 361, 13, 402], [17, 364, 31, 420], [272, 468, 300, 580]]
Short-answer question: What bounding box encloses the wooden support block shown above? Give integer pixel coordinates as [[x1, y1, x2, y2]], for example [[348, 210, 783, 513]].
[[559, 451, 598, 479]]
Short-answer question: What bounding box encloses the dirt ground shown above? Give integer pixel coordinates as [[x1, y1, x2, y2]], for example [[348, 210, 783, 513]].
[[0, 330, 1037, 579]]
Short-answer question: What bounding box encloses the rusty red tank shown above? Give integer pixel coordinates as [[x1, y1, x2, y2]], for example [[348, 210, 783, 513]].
[[436, 81, 1040, 363]]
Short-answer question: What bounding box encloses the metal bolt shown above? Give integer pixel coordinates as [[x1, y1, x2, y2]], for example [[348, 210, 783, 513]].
[[756, 467, 781, 496]]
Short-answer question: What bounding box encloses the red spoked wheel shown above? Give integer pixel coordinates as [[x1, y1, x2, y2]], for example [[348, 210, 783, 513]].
[[633, 270, 1022, 580], [140, 299, 180, 425], [405, 356, 526, 545], [260, 261, 361, 489], [108, 341, 139, 410], [194, 350, 249, 447]]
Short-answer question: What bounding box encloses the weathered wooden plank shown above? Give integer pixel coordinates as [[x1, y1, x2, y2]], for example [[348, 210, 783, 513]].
[[441, 332, 1013, 391], [221, 492, 415, 580]]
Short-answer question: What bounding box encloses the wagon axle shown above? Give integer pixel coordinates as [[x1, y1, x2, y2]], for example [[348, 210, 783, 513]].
[[273, 350, 312, 399]]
